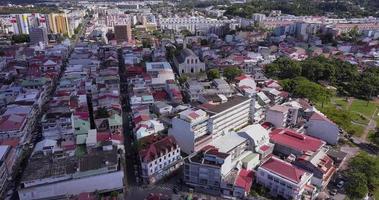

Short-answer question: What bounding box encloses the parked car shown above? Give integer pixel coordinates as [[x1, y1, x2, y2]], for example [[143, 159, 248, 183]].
[[337, 181, 344, 189]]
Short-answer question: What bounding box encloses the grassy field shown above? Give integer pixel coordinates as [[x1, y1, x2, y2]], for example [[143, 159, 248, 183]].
[[316, 97, 379, 137], [350, 99, 377, 117]]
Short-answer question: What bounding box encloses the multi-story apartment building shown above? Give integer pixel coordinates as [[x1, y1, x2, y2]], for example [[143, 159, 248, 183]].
[[202, 96, 253, 138], [170, 96, 254, 154], [159, 16, 237, 36], [265, 104, 299, 128], [170, 109, 210, 154], [256, 156, 316, 200], [139, 135, 181, 184], [184, 132, 255, 199]]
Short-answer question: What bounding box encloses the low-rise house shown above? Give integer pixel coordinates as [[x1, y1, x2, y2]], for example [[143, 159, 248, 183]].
[[135, 120, 165, 140], [0, 113, 27, 140], [139, 135, 181, 184], [256, 156, 316, 200], [152, 101, 173, 116], [293, 148, 336, 189], [18, 145, 124, 200], [238, 124, 274, 159]]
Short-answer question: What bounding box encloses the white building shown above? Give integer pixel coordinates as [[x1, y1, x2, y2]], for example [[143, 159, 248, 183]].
[[170, 96, 254, 154], [159, 16, 237, 35], [306, 112, 340, 145], [204, 96, 253, 138], [256, 156, 316, 200], [139, 135, 181, 184], [145, 62, 175, 87], [18, 146, 124, 200], [265, 104, 299, 128], [174, 48, 205, 75], [184, 132, 256, 198], [170, 109, 209, 154]]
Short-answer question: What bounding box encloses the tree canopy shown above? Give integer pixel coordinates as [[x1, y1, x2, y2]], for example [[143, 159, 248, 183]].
[[224, 0, 379, 18], [345, 153, 379, 199], [265, 56, 379, 99], [223, 66, 242, 81], [11, 34, 29, 44], [280, 77, 331, 104], [207, 69, 220, 80]]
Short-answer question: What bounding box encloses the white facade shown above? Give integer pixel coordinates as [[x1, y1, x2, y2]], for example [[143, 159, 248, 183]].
[[256, 157, 314, 200], [174, 49, 205, 75], [140, 147, 181, 179], [170, 109, 209, 154], [306, 115, 339, 145], [159, 16, 237, 35], [208, 98, 253, 138]]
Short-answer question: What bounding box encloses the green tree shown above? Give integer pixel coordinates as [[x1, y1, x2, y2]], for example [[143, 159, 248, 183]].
[[178, 75, 188, 85], [207, 69, 220, 80], [280, 77, 331, 104], [346, 172, 369, 199], [223, 66, 242, 81], [347, 153, 379, 190], [95, 107, 109, 118], [264, 57, 302, 79], [11, 34, 29, 43], [142, 38, 152, 48]]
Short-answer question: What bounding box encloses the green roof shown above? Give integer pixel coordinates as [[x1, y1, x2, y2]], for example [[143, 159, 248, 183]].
[[74, 117, 90, 135], [108, 114, 122, 127], [76, 134, 88, 145], [21, 77, 50, 87], [241, 152, 259, 163]]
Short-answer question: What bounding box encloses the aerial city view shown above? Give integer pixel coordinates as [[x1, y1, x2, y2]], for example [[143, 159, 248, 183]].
[[0, 0, 379, 199]]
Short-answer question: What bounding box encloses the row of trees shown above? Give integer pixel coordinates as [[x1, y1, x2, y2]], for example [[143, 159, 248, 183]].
[[224, 0, 379, 18], [265, 56, 379, 99]]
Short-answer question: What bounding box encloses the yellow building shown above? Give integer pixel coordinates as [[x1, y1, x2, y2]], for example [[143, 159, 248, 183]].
[[48, 13, 72, 37]]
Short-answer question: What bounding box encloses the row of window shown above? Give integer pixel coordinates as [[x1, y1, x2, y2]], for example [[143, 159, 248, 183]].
[[149, 149, 180, 166], [267, 175, 293, 189]]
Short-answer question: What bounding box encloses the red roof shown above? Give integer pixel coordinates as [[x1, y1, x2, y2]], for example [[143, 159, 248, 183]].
[[139, 135, 177, 163], [270, 128, 324, 153], [235, 74, 249, 81], [259, 144, 270, 152], [261, 156, 306, 183], [152, 90, 168, 101], [133, 114, 150, 124], [0, 138, 20, 147], [309, 112, 335, 124], [97, 132, 111, 142], [235, 169, 254, 192], [0, 114, 26, 132]]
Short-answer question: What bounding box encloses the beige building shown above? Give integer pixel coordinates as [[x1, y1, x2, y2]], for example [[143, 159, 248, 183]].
[[48, 13, 72, 37]]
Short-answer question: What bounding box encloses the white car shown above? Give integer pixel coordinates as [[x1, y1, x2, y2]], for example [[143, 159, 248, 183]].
[[337, 181, 344, 189]]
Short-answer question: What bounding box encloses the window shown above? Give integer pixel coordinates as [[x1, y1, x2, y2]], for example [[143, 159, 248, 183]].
[[191, 68, 194, 73], [164, 156, 166, 159], [268, 175, 273, 180], [159, 158, 162, 162], [149, 163, 152, 167], [155, 161, 157, 164]]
